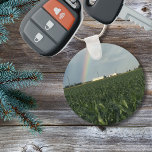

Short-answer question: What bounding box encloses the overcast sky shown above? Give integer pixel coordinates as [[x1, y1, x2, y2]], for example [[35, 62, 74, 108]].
[[63, 43, 139, 87]]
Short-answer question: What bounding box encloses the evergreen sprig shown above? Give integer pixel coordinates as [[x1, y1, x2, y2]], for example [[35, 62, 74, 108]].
[[0, 24, 8, 44], [0, 62, 43, 133], [0, 0, 40, 44]]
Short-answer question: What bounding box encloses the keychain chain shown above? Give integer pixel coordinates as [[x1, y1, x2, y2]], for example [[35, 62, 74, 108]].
[[74, 25, 108, 42]]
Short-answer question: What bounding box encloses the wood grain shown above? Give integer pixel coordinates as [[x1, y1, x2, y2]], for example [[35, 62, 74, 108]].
[[0, 126, 152, 152], [0, 0, 152, 151], [1, 20, 152, 73]]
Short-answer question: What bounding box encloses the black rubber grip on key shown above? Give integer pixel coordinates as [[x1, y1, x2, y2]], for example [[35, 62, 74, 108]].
[[83, 0, 124, 24]]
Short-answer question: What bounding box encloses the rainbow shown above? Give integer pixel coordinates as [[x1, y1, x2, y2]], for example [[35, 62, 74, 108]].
[[81, 51, 91, 82]]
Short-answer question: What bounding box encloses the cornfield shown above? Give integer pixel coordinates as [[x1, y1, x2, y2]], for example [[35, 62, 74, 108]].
[[64, 68, 145, 125]]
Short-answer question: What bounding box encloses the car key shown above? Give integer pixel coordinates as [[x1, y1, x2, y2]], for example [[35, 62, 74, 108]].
[[20, 0, 83, 56], [83, 0, 152, 31]]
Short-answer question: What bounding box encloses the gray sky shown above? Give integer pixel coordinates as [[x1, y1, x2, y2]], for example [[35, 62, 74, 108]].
[[63, 43, 139, 87]]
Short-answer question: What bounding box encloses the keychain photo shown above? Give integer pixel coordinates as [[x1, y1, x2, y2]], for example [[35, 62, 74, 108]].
[[63, 25, 145, 125]]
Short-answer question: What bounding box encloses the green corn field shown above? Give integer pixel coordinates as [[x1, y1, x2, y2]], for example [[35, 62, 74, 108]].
[[64, 68, 145, 126]]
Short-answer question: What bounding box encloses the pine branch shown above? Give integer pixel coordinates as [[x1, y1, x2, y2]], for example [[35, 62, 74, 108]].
[[0, 102, 12, 120], [0, 24, 8, 44], [9, 0, 39, 8], [0, 87, 42, 133], [0, 71, 43, 89], [14, 0, 40, 14], [0, 62, 16, 81], [0, 86, 36, 111], [0, 0, 40, 44], [7, 89, 37, 109], [0, 62, 17, 83], [0, 89, 14, 120], [0, 6, 21, 24], [0, 100, 42, 133], [0, 0, 9, 4], [0, 0, 39, 9], [0, 62, 15, 73], [12, 106, 42, 133], [15, 0, 40, 9], [0, 0, 40, 15], [0, 103, 10, 120]]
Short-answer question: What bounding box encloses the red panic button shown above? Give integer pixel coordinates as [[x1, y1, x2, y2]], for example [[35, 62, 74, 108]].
[[43, 0, 75, 30]]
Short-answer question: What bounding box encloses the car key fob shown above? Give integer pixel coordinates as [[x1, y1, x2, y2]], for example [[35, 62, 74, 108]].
[[83, 0, 124, 24], [20, 0, 83, 56]]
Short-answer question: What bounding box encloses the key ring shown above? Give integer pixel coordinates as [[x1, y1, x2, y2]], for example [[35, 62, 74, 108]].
[[74, 25, 108, 42]]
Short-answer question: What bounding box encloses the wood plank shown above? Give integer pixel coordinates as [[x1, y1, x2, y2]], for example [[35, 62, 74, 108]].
[[0, 126, 152, 152], [0, 95, 152, 126], [0, 70, 151, 126], [125, 0, 152, 19], [18, 71, 152, 110], [0, 21, 151, 73], [0, 68, 151, 126]]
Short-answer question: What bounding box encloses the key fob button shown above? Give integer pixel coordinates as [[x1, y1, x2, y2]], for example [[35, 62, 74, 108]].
[[20, 0, 82, 56], [31, 8, 68, 43], [43, 0, 75, 30], [24, 21, 56, 55]]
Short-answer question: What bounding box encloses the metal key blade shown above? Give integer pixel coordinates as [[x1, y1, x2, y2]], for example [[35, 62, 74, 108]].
[[118, 5, 152, 31]]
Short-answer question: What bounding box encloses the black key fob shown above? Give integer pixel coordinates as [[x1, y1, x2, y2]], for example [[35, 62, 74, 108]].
[[83, 0, 124, 24], [20, 0, 83, 56]]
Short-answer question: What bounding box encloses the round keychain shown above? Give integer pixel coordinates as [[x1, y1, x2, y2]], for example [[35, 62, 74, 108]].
[[63, 25, 145, 126]]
